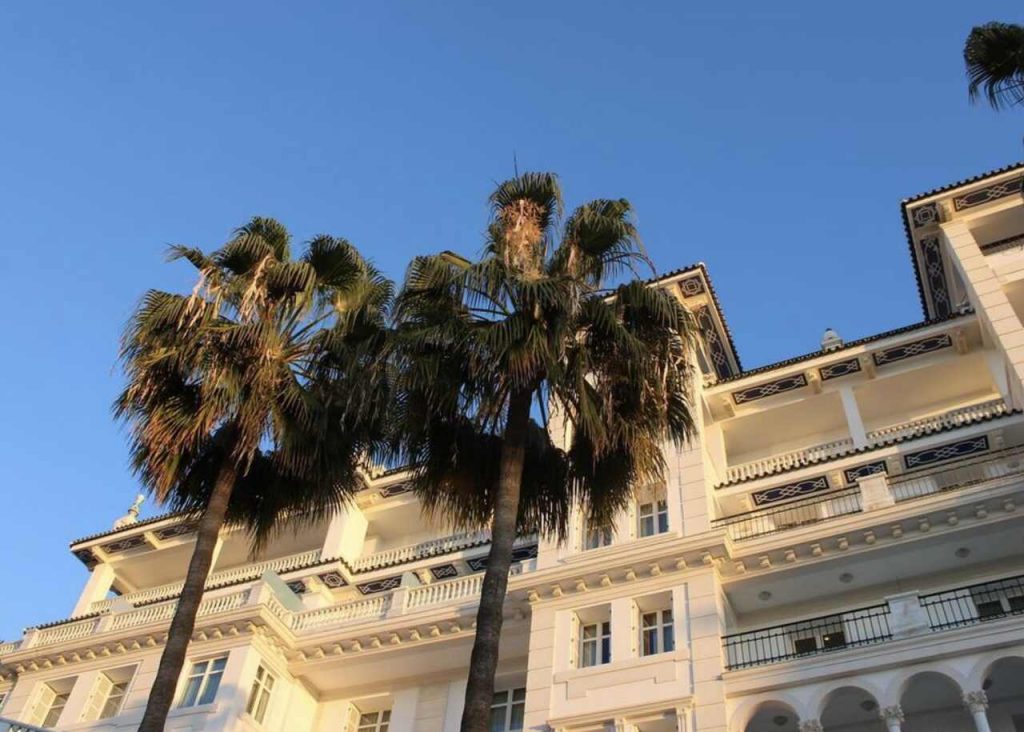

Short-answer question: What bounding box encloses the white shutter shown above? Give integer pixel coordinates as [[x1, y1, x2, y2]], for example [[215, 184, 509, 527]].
[[27, 685, 55, 727], [342, 701, 362, 732], [83, 674, 112, 721]]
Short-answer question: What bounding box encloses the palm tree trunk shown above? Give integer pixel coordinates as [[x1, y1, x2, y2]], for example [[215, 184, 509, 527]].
[[138, 461, 237, 732], [460, 389, 532, 732]]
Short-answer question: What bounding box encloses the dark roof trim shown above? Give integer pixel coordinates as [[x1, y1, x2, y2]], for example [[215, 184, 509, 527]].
[[645, 262, 744, 372], [715, 406, 1020, 488], [710, 310, 974, 386], [69, 510, 192, 549]]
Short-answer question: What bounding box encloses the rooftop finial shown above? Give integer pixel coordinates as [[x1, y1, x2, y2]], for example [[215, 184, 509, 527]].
[[821, 327, 843, 352], [113, 494, 145, 529]]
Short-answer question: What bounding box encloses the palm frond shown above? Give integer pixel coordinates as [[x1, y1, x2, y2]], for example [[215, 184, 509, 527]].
[[965, 22, 1024, 109]]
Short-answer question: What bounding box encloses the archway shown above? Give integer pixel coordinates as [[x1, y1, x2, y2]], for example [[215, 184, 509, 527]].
[[981, 656, 1024, 732], [746, 700, 800, 732], [901, 671, 972, 732], [820, 686, 886, 732]]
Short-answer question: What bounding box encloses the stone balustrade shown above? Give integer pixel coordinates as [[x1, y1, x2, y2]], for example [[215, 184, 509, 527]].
[[90, 548, 323, 613], [350, 530, 490, 571], [865, 399, 1007, 443], [724, 438, 855, 483]]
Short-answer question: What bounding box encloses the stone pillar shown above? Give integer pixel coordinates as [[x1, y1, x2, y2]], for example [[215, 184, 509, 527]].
[[441, 678, 468, 732], [963, 691, 992, 732], [858, 473, 895, 511], [389, 687, 420, 730], [322, 503, 368, 562], [610, 597, 635, 663], [884, 592, 930, 638], [798, 720, 823, 732], [879, 705, 904, 732], [839, 386, 868, 448], [72, 563, 117, 617]]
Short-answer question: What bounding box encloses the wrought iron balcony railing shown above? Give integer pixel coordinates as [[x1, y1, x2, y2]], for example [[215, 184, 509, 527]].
[[921, 573, 1024, 631], [723, 605, 892, 670], [712, 488, 862, 541]]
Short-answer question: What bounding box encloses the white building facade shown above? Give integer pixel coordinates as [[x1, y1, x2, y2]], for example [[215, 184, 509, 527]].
[[3, 164, 1024, 732]]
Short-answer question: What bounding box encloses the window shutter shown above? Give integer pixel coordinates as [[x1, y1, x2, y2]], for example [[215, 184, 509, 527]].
[[28, 685, 56, 727], [83, 674, 112, 721], [343, 701, 361, 732], [570, 615, 580, 667]]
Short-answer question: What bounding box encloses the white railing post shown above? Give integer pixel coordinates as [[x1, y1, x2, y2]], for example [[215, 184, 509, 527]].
[[859, 473, 895, 511], [884, 591, 930, 638]]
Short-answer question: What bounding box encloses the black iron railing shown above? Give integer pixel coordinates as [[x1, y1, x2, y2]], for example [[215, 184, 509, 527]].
[[889, 445, 1024, 503], [722, 604, 892, 670], [712, 488, 862, 541], [921, 574, 1024, 631]]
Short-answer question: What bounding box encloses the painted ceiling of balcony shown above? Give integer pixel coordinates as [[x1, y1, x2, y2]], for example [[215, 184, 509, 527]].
[[724, 520, 1024, 618]]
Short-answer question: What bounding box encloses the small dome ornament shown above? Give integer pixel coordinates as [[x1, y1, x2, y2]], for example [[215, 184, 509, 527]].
[[113, 494, 145, 529], [821, 327, 843, 352]]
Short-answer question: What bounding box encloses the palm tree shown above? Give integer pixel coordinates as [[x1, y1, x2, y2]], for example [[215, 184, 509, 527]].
[[116, 218, 391, 732], [391, 173, 697, 732], [965, 21, 1024, 109]]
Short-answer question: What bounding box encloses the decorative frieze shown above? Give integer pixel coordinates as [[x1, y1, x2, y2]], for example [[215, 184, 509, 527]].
[[466, 543, 538, 572], [153, 523, 196, 541], [356, 575, 403, 595], [430, 564, 459, 580], [286, 580, 307, 595], [953, 176, 1024, 211], [101, 535, 148, 554], [696, 306, 735, 380], [920, 237, 952, 318], [678, 275, 705, 297], [751, 475, 830, 507], [819, 358, 861, 381], [903, 436, 989, 470], [872, 334, 951, 367], [732, 373, 808, 405], [843, 461, 888, 485], [380, 482, 413, 498], [317, 571, 347, 589], [909, 202, 941, 228]]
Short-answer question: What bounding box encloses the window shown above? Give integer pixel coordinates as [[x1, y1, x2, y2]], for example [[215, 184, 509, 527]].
[[246, 664, 276, 724], [579, 621, 611, 667], [27, 681, 74, 728], [638, 500, 669, 537], [82, 667, 134, 721], [640, 608, 674, 656], [490, 688, 525, 731], [358, 710, 391, 731], [582, 515, 612, 550], [179, 656, 227, 708]]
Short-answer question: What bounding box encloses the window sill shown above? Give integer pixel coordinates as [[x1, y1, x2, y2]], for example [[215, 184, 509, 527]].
[[554, 647, 689, 683], [169, 702, 221, 718], [555, 648, 689, 700]]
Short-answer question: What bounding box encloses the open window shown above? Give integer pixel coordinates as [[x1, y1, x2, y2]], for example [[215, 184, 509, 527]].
[[246, 664, 276, 725], [82, 665, 135, 721], [574, 604, 612, 667], [636, 591, 675, 656], [490, 688, 525, 731], [27, 677, 76, 728]]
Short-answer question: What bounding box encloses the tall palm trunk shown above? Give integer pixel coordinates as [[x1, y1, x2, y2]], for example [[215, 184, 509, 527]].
[[460, 390, 532, 732], [138, 461, 237, 732]]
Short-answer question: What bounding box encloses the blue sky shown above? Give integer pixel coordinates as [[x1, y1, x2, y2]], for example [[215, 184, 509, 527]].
[[0, 2, 1021, 637]]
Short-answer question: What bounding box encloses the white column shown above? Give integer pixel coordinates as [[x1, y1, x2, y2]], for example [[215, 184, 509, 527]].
[[963, 691, 992, 732], [610, 597, 635, 663], [389, 687, 420, 730], [322, 503, 368, 562], [880, 705, 904, 732], [441, 679, 467, 732], [858, 473, 895, 511], [72, 563, 116, 617], [839, 387, 868, 448], [884, 592, 929, 638]]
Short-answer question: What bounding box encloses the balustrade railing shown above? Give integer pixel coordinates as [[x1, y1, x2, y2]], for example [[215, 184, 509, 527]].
[[724, 438, 855, 483], [921, 574, 1024, 631], [866, 399, 1006, 443], [91, 548, 322, 612], [290, 594, 392, 632], [723, 604, 892, 670], [351, 530, 490, 571], [889, 445, 1024, 503], [406, 574, 484, 611], [0, 641, 22, 656], [713, 488, 862, 541]]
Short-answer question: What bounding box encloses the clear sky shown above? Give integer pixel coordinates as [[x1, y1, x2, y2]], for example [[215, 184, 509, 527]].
[[1, 2, 1022, 638]]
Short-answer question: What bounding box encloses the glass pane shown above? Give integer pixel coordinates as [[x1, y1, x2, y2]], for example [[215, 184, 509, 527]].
[[489, 704, 506, 732], [601, 636, 611, 663], [255, 689, 270, 723], [491, 690, 508, 705], [581, 624, 596, 639], [641, 612, 656, 628], [190, 660, 210, 677], [509, 700, 525, 731], [664, 625, 675, 652], [642, 628, 656, 655], [658, 512, 669, 533], [211, 657, 228, 672], [198, 669, 224, 705], [179, 676, 201, 708], [512, 688, 526, 702]]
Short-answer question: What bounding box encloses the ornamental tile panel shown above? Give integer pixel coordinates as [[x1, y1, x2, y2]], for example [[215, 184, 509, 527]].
[[732, 373, 808, 405], [952, 176, 1024, 211], [154, 523, 196, 541], [102, 535, 148, 554], [872, 334, 952, 367], [430, 564, 459, 580], [920, 237, 952, 318], [466, 543, 538, 572], [820, 358, 862, 381], [697, 306, 735, 380], [357, 575, 403, 595], [910, 202, 941, 228], [679, 275, 705, 297], [843, 461, 888, 485], [286, 580, 307, 595], [903, 436, 990, 470], [317, 571, 347, 588], [380, 482, 413, 498], [750, 476, 830, 507]]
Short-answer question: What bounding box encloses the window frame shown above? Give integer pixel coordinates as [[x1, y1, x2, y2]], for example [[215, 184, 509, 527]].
[[357, 709, 392, 731], [578, 619, 612, 667], [81, 668, 133, 721], [245, 664, 276, 725], [638, 498, 669, 537], [489, 687, 525, 731], [640, 607, 675, 656], [178, 655, 228, 709]]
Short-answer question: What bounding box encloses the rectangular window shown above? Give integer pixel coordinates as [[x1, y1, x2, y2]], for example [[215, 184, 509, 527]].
[[358, 710, 391, 731], [638, 500, 669, 537], [640, 608, 674, 656], [82, 668, 133, 721], [246, 665, 276, 724], [179, 656, 227, 708], [583, 516, 613, 550], [489, 688, 525, 731], [579, 621, 611, 667], [28, 683, 73, 728]]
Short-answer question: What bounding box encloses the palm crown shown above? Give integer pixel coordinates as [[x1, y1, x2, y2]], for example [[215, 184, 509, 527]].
[[116, 216, 390, 544], [965, 22, 1024, 109], [392, 172, 696, 541]]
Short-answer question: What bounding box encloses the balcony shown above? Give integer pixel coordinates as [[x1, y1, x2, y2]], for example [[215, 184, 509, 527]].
[[723, 573, 1024, 670], [713, 444, 1024, 542]]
